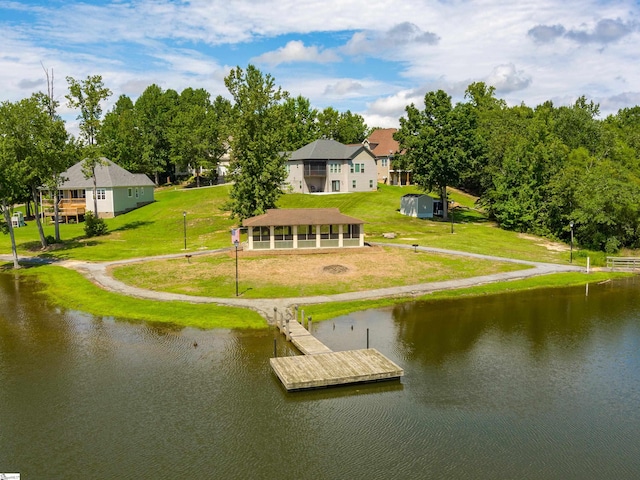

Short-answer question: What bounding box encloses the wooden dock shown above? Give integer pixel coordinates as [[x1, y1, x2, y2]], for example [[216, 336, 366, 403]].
[[271, 314, 404, 391]]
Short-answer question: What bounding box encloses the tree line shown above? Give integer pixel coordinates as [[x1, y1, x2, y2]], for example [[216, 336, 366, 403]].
[[395, 82, 640, 253], [2, 63, 640, 264], [0, 64, 369, 266]]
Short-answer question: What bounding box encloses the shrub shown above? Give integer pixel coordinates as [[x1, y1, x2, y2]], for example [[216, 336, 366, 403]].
[[84, 211, 108, 237]]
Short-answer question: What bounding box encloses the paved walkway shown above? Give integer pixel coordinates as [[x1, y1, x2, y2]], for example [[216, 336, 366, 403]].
[[1, 243, 585, 322]]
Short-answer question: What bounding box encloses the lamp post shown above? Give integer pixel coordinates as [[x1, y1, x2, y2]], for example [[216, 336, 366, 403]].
[[449, 200, 454, 234], [570, 221, 574, 263], [234, 239, 239, 297], [183, 211, 187, 250]]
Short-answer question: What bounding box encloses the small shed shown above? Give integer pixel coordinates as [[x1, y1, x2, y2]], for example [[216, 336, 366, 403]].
[[400, 194, 436, 219]]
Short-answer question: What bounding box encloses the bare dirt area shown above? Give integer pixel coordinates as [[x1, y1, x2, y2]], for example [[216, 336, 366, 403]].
[[517, 233, 569, 252]]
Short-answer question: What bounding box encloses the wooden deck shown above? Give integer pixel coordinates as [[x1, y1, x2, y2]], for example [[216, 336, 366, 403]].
[[271, 349, 404, 391], [271, 315, 404, 391]]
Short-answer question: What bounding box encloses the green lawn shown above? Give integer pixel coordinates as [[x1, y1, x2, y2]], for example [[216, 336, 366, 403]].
[[18, 265, 266, 329], [1, 183, 622, 328], [2, 183, 602, 265]]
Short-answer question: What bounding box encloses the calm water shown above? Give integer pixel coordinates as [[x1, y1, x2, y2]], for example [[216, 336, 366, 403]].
[[1, 273, 640, 479]]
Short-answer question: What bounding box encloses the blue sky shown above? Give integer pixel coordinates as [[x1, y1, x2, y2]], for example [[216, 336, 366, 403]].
[[2, 0, 640, 135]]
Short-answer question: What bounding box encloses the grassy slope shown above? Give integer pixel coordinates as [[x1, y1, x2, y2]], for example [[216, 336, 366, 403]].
[[1, 184, 623, 328]]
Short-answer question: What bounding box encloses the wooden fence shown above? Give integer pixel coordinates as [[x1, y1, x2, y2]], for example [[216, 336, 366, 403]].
[[606, 257, 640, 270]]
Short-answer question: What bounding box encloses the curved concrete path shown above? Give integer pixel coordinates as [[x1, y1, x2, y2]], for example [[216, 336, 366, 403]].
[[2, 243, 585, 322]]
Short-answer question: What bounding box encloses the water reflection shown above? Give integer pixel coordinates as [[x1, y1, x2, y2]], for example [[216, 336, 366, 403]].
[[2, 273, 640, 479]]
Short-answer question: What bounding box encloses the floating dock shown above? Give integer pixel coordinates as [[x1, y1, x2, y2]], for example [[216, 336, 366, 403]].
[[270, 314, 404, 391]]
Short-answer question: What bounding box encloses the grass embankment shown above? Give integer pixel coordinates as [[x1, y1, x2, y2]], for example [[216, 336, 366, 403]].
[[19, 266, 266, 329], [1, 183, 630, 328]]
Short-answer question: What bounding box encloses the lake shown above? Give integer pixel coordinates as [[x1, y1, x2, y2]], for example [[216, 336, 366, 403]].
[[1, 273, 639, 479]]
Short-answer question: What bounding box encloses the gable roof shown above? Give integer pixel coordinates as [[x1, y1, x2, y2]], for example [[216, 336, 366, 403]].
[[58, 158, 155, 189], [288, 139, 373, 161], [365, 128, 400, 157], [242, 208, 364, 227]]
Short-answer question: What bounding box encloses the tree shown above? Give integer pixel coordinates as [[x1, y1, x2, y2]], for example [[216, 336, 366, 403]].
[[8, 94, 68, 248], [167, 89, 231, 187], [66, 75, 112, 214], [99, 94, 143, 172], [225, 65, 288, 220], [0, 101, 25, 268], [41, 65, 71, 243], [135, 85, 178, 184], [335, 110, 368, 144], [280, 95, 318, 150], [395, 90, 470, 219], [458, 82, 505, 195]]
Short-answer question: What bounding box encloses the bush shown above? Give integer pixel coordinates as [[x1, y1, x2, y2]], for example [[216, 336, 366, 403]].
[[604, 236, 621, 254], [84, 211, 108, 237], [45, 235, 57, 244]]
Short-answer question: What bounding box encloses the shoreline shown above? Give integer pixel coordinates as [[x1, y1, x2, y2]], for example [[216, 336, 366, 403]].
[[1, 244, 601, 327]]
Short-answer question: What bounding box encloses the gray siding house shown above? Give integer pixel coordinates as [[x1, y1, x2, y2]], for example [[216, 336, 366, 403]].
[[285, 139, 377, 194], [54, 158, 155, 218]]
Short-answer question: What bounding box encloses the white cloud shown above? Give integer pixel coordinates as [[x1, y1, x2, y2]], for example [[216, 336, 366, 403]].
[[252, 41, 340, 67], [486, 64, 532, 94], [1, 0, 640, 128]]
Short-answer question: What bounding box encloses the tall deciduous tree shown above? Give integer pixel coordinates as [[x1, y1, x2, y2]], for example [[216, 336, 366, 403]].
[[395, 90, 470, 219], [66, 75, 112, 214], [135, 84, 178, 184], [0, 101, 25, 268], [99, 94, 143, 172], [281, 95, 318, 150], [167, 89, 231, 187], [225, 65, 288, 220]]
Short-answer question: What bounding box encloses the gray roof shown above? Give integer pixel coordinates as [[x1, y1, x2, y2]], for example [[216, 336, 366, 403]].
[[288, 139, 372, 161], [58, 158, 155, 189], [243, 208, 364, 227]]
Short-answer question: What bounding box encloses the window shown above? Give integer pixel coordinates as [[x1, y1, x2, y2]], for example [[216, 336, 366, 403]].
[[135, 188, 139, 198], [274, 226, 292, 240], [369, 179, 374, 188], [285, 164, 290, 173], [350, 162, 354, 173], [96, 189, 106, 200], [141, 187, 144, 195], [352, 180, 356, 189], [128, 188, 132, 198], [360, 163, 364, 173], [252, 226, 270, 242], [343, 224, 360, 238], [320, 224, 339, 239], [381, 158, 388, 167], [297, 225, 316, 240], [355, 163, 360, 173]]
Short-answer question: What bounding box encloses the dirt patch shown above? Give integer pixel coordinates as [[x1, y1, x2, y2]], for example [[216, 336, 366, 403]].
[[518, 233, 569, 252], [323, 264, 349, 274]]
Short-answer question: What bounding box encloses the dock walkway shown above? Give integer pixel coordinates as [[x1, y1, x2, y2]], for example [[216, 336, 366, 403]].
[[270, 312, 403, 391]]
